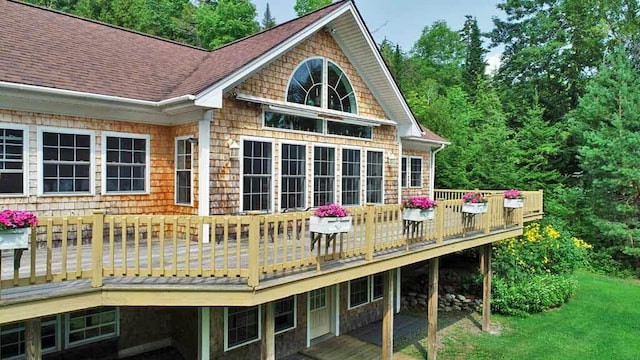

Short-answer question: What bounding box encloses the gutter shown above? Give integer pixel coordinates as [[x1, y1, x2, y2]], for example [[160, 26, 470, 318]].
[[430, 144, 446, 199]]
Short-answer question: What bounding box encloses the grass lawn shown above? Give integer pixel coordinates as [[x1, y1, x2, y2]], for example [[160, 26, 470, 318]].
[[399, 271, 640, 360]]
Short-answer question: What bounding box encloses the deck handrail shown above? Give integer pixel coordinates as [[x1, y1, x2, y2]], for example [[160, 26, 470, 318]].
[[0, 191, 543, 293]]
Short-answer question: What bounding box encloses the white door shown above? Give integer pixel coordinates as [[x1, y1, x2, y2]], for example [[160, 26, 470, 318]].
[[308, 287, 331, 339]]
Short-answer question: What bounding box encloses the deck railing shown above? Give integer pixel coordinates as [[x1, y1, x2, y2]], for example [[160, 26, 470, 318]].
[[0, 190, 543, 292]]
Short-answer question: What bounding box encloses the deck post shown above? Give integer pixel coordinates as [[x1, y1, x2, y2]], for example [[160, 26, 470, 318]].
[[435, 202, 444, 243], [481, 244, 492, 331], [484, 199, 491, 234], [382, 268, 395, 360], [261, 301, 275, 360], [91, 210, 105, 288], [198, 307, 210, 360], [25, 317, 41, 360], [247, 212, 261, 287], [427, 257, 439, 360], [365, 204, 375, 261]]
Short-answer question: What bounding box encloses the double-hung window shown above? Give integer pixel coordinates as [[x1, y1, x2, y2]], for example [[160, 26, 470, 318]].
[[313, 146, 335, 207], [41, 129, 92, 194], [242, 140, 272, 212], [410, 157, 422, 188], [66, 307, 118, 347], [366, 150, 383, 203], [401, 157, 408, 188], [175, 138, 193, 205], [274, 296, 296, 333], [280, 144, 306, 210], [104, 133, 149, 193], [341, 149, 361, 206], [0, 125, 27, 196], [225, 306, 260, 350], [348, 277, 370, 309]]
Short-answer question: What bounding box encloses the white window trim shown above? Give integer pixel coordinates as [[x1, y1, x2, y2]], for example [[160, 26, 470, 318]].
[[64, 307, 119, 348], [401, 156, 408, 189], [286, 56, 325, 109], [275, 295, 297, 335], [37, 126, 96, 196], [340, 146, 363, 207], [239, 136, 275, 214], [279, 141, 308, 211], [365, 148, 385, 204], [101, 131, 150, 195], [348, 276, 371, 310], [0, 123, 29, 197], [175, 136, 194, 206], [224, 305, 262, 351], [408, 156, 423, 188], [371, 273, 384, 302], [311, 143, 337, 208]]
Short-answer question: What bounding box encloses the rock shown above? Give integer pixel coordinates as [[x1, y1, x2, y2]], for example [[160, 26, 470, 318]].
[[408, 292, 417, 297], [457, 294, 467, 301]]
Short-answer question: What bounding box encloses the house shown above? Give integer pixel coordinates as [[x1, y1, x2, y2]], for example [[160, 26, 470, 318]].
[[0, 0, 543, 359]]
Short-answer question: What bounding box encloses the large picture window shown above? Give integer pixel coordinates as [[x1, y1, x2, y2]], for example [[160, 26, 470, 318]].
[[41, 130, 92, 194], [225, 306, 260, 350], [366, 150, 383, 203], [66, 307, 118, 347], [313, 146, 335, 207], [242, 140, 272, 212], [341, 149, 361, 206], [281, 144, 306, 210], [175, 138, 193, 205], [0, 126, 27, 195], [104, 133, 148, 193]]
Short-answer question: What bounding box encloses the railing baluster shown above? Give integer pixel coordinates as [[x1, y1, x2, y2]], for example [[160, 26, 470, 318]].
[[198, 217, 204, 276], [32, 225, 38, 283], [172, 217, 178, 277], [61, 218, 68, 280], [108, 217, 114, 276], [75, 218, 82, 279], [159, 216, 165, 276], [121, 217, 127, 276], [146, 216, 152, 276], [134, 217, 140, 276]]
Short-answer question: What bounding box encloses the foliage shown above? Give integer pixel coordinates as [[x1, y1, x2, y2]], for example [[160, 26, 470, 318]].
[[503, 189, 523, 199], [491, 274, 577, 317], [195, 0, 259, 49], [0, 210, 39, 230], [403, 196, 437, 210], [313, 204, 349, 218], [462, 192, 487, 204], [461, 16, 486, 102], [293, 0, 332, 17], [260, 2, 276, 30]]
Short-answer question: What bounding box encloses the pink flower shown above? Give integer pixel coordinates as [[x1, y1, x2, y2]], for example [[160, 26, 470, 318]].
[[314, 204, 349, 218], [503, 189, 523, 200], [462, 192, 487, 204], [0, 210, 38, 231], [403, 196, 437, 210]]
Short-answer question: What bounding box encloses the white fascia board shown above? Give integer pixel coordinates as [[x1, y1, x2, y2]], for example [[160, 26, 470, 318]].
[[342, 7, 423, 135], [236, 92, 396, 126], [401, 137, 450, 151], [194, 2, 353, 103]]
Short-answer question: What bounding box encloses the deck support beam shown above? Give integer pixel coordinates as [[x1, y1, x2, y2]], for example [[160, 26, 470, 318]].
[[481, 244, 492, 332], [261, 301, 275, 360], [382, 268, 396, 360], [25, 318, 41, 360], [198, 307, 210, 360], [427, 257, 439, 360]]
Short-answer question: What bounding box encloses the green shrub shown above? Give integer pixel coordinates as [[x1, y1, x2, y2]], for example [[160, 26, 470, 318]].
[[491, 275, 578, 317]]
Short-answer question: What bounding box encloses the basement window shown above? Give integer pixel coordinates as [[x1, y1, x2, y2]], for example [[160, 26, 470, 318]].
[[66, 307, 118, 347], [0, 316, 59, 359], [225, 306, 260, 350], [275, 296, 296, 334]]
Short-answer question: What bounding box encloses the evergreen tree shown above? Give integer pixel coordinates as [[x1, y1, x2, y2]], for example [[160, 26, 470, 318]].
[[294, 0, 332, 17], [461, 16, 486, 102], [261, 3, 276, 30]]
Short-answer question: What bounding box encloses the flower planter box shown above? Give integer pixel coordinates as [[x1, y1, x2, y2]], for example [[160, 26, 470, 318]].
[[504, 198, 524, 208], [462, 203, 488, 214], [309, 216, 352, 234], [402, 208, 435, 222], [0, 228, 30, 250]]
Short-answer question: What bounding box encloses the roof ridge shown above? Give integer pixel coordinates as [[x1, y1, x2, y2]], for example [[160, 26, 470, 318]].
[[7, 0, 209, 52]]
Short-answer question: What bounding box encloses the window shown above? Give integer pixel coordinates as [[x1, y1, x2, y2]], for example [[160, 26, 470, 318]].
[[349, 277, 369, 309], [104, 133, 148, 193], [366, 150, 383, 203], [176, 138, 193, 205], [281, 144, 306, 210], [313, 146, 335, 206], [264, 112, 323, 133], [66, 307, 118, 347], [0, 316, 58, 359], [309, 288, 326, 311], [41, 130, 92, 194], [242, 140, 272, 212], [225, 306, 260, 350], [274, 296, 296, 334], [327, 62, 356, 113], [342, 149, 360, 206], [410, 157, 422, 188], [0, 125, 27, 195], [372, 273, 384, 300], [401, 157, 408, 188], [327, 121, 372, 140]]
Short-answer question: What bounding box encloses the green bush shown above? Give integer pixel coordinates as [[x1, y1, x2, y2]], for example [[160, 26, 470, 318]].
[[491, 275, 578, 317]]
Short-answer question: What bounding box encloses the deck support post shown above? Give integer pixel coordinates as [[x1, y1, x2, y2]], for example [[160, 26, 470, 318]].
[[247, 212, 261, 287], [261, 301, 275, 360], [435, 204, 445, 243], [198, 307, 210, 360], [365, 204, 375, 261], [382, 268, 396, 360], [427, 257, 439, 360], [25, 318, 41, 360], [481, 244, 492, 331], [91, 210, 105, 288]]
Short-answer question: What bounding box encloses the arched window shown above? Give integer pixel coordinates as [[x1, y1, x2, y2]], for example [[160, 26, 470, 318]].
[[286, 58, 357, 114]]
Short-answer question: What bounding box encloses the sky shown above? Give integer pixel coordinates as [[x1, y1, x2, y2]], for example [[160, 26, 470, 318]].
[[252, 0, 505, 71]]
